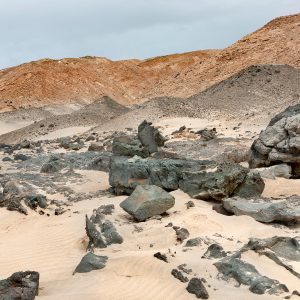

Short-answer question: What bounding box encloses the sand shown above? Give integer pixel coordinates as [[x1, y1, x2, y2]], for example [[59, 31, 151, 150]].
[[0, 120, 32, 136], [0, 171, 299, 300]]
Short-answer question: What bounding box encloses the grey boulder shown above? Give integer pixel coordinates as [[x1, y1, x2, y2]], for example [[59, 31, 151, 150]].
[[73, 252, 108, 274], [249, 104, 300, 176], [120, 185, 175, 221], [223, 196, 300, 224]]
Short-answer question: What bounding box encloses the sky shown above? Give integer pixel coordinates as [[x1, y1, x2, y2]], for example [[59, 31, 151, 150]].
[[0, 0, 299, 69]]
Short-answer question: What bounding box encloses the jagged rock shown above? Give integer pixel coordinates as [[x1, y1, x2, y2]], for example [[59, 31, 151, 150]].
[[73, 253, 108, 274], [174, 227, 190, 242], [214, 257, 288, 295], [0, 271, 39, 300], [171, 269, 189, 283], [85, 210, 123, 250], [120, 185, 175, 221], [223, 196, 300, 224], [24, 194, 48, 209], [179, 162, 264, 201], [109, 156, 212, 195], [97, 204, 115, 215], [202, 244, 227, 259], [87, 152, 112, 172], [112, 135, 149, 158], [249, 104, 300, 176], [138, 120, 166, 154], [186, 277, 209, 299], [241, 236, 300, 262], [154, 252, 168, 263]]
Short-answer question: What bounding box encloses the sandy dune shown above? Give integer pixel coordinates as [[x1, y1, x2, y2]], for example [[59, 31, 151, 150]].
[[0, 171, 299, 300]]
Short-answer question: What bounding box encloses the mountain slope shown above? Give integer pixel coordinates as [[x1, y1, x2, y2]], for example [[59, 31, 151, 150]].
[[0, 13, 299, 112]]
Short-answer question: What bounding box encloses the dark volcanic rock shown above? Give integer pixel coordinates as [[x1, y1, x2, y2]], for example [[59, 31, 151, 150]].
[[87, 152, 112, 172], [112, 135, 149, 158], [109, 156, 212, 195], [249, 104, 300, 176], [138, 120, 166, 154], [171, 269, 189, 283], [174, 227, 190, 242], [85, 210, 123, 250], [185, 238, 203, 247], [24, 194, 48, 209], [196, 128, 217, 141], [40, 156, 64, 173], [202, 244, 227, 259], [88, 142, 105, 152], [214, 257, 288, 295], [73, 252, 108, 274], [120, 185, 175, 221], [223, 196, 300, 224], [186, 277, 209, 299], [153, 252, 168, 263], [0, 271, 39, 300], [179, 162, 264, 201]]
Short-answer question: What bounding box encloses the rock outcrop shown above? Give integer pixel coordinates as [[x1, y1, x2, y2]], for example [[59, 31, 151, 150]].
[[249, 104, 300, 177], [120, 185, 175, 221], [109, 156, 212, 195], [223, 196, 300, 224]]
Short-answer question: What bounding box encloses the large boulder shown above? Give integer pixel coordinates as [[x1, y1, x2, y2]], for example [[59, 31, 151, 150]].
[[138, 120, 166, 154], [120, 185, 175, 221], [109, 156, 212, 195], [223, 196, 300, 224], [73, 253, 108, 274], [249, 104, 300, 177], [179, 163, 264, 201], [0, 271, 39, 300], [112, 135, 149, 158]]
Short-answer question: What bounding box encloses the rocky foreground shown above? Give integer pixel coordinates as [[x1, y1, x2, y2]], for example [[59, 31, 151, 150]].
[[0, 104, 299, 299]]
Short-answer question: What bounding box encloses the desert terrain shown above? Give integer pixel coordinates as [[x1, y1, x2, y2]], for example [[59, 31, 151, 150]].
[[0, 13, 299, 300]]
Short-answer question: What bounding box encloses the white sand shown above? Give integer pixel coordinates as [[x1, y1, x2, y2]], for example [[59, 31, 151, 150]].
[[0, 120, 32, 135], [0, 173, 299, 300]]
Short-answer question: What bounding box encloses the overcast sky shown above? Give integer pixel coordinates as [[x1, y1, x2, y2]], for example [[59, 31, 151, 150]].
[[0, 0, 299, 69]]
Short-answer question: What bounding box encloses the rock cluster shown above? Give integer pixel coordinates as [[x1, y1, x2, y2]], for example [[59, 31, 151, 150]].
[[249, 104, 300, 177]]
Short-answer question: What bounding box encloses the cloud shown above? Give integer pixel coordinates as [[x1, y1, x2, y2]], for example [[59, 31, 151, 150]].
[[0, 0, 299, 68]]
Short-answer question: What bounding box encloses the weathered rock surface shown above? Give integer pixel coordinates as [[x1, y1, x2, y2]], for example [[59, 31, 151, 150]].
[[223, 196, 300, 224], [120, 185, 175, 221], [112, 135, 149, 158], [249, 104, 300, 176], [174, 227, 190, 242], [251, 164, 292, 179], [87, 152, 112, 172], [85, 209, 123, 250], [179, 163, 264, 201], [215, 257, 288, 295], [0, 271, 39, 300], [202, 244, 227, 259], [73, 252, 108, 274], [138, 120, 166, 154], [186, 277, 209, 299], [109, 156, 212, 195], [171, 269, 189, 283]]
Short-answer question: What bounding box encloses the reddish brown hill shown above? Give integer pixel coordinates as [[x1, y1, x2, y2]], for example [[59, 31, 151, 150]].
[[0, 13, 299, 111]]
